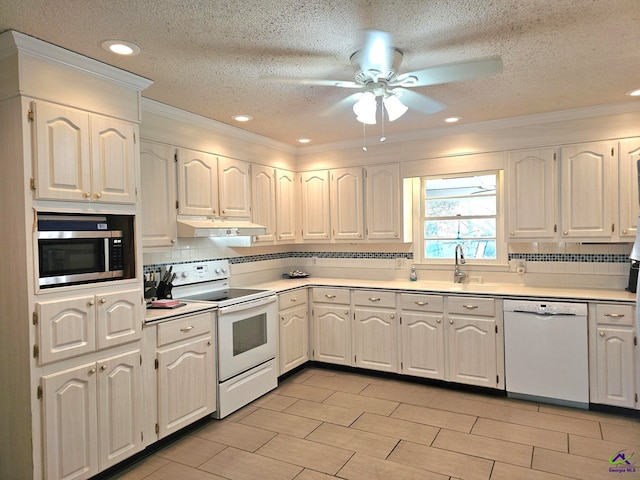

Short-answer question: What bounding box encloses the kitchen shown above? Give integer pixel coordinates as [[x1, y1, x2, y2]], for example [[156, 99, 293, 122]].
[[1, 2, 640, 479]]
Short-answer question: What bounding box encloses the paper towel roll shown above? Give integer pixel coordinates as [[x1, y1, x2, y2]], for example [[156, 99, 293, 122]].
[[631, 214, 640, 261]]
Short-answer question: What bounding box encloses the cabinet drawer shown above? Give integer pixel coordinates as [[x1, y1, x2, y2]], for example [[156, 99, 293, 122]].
[[595, 304, 634, 326], [448, 296, 495, 317], [353, 290, 396, 308], [400, 293, 444, 313], [279, 289, 308, 309], [312, 288, 350, 304], [157, 312, 213, 346]]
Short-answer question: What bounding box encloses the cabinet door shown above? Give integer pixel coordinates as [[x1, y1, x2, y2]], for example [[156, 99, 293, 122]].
[[90, 116, 136, 204], [32, 101, 91, 202], [276, 168, 298, 242], [619, 138, 640, 240], [331, 167, 364, 240], [157, 336, 215, 438], [42, 362, 99, 480], [365, 164, 401, 240], [279, 304, 309, 375], [140, 141, 177, 248], [218, 157, 251, 218], [301, 170, 331, 240], [97, 350, 143, 470], [96, 289, 142, 350], [507, 149, 557, 240], [595, 327, 635, 408], [313, 305, 351, 365], [251, 164, 277, 242], [560, 142, 616, 239], [177, 148, 218, 216], [447, 316, 497, 388], [37, 295, 96, 365], [401, 312, 445, 379], [354, 308, 398, 373]]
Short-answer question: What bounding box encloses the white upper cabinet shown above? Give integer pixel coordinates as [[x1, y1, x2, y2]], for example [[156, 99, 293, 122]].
[[365, 163, 401, 240], [506, 148, 557, 240], [560, 141, 617, 240], [218, 157, 251, 218], [301, 170, 331, 241], [176, 148, 219, 216], [140, 141, 177, 248], [32, 100, 137, 204], [275, 168, 298, 242], [331, 167, 364, 241], [251, 164, 277, 243], [619, 138, 640, 240]]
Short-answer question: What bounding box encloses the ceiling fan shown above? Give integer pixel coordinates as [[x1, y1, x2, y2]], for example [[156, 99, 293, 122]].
[[269, 30, 503, 125]]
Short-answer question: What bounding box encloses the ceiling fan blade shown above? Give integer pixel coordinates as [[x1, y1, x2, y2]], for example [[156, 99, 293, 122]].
[[262, 76, 361, 88], [319, 92, 361, 117], [394, 88, 446, 115], [358, 30, 393, 79], [392, 56, 503, 87]]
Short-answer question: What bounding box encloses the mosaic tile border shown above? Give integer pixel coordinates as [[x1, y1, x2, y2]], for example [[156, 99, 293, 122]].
[[144, 251, 631, 273]]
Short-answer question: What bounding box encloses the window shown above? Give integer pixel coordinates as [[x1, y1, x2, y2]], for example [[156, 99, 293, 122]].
[[421, 172, 500, 262]]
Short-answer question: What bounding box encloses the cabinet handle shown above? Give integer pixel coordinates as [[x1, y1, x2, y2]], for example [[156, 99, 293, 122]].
[[89, 367, 96, 374], [369, 297, 381, 302], [290, 297, 298, 302], [414, 301, 428, 306], [100, 364, 108, 371], [325, 294, 336, 299], [88, 300, 95, 306], [463, 304, 478, 310], [93, 192, 102, 199], [100, 298, 107, 304], [599, 331, 605, 337], [180, 326, 194, 332], [604, 313, 625, 318]]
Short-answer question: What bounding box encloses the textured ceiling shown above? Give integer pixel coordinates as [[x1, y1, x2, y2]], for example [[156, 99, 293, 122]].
[[1, 0, 639, 146]]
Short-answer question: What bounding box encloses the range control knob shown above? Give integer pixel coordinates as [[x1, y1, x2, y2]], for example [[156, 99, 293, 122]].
[[215, 268, 221, 274], [181, 271, 189, 278]]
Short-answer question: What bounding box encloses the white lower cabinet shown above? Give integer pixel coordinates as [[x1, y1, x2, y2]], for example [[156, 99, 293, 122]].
[[41, 349, 143, 480], [156, 311, 216, 438], [590, 303, 637, 408], [446, 296, 502, 389], [400, 294, 445, 380], [353, 290, 398, 373], [311, 288, 352, 365], [278, 290, 309, 375]]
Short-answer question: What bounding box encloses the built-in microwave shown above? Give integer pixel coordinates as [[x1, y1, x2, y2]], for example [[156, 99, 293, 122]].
[[37, 215, 125, 288]]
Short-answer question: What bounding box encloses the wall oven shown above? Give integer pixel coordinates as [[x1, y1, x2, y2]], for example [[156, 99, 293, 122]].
[[164, 260, 278, 419], [37, 214, 125, 288]]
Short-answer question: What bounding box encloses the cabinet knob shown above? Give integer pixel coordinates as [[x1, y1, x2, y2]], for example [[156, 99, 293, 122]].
[[281, 316, 285, 321], [208, 340, 212, 346], [437, 318, 442, 324], [222, 209, 226, 214], [93, 192, 102, 199], [599, 331, 605, 337], [623, 229, 628, 234], [89, 367, 96, 374], [100, 364, 108, 371], [171, 239, 176, 244], [344, 310, 349, 315], [510, 232, 515, 236], [563, 231, 568, 236], [82, 192, 91, 199], [391, 314, 395, 319], [394, 233, 398, 237], [100, 298, 107, 304], [449, 319, 454, 325], [88, 300, 95, 306]]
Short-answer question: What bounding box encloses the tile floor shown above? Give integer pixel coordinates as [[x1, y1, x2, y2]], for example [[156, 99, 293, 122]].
[[110, 368, 640, 480]]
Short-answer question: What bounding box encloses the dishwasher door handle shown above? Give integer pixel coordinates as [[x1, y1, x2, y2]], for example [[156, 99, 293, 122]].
[[512, 309, 577, 316]]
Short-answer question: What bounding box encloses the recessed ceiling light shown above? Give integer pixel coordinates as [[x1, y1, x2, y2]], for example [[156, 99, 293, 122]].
[[626, 88, 640, 97], [297, 138, 311, 144], [101, 40, 140, 56], [232, 115, 253, 122], [444, 116, 461, 123]]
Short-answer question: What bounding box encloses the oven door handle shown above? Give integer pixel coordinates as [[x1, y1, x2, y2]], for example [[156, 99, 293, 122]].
[[217, 294, 277, 314]]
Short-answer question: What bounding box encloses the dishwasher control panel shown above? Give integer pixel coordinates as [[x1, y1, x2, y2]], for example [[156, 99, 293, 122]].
[[503, 300, 587, 316]]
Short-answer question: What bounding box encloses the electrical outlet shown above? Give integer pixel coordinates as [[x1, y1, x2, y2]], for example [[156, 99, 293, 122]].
[[396, 257, 407, 269], [312, 256, 317, 265]]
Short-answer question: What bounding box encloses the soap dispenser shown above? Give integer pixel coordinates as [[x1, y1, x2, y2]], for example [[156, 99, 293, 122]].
[[410, 264, 417, 281]]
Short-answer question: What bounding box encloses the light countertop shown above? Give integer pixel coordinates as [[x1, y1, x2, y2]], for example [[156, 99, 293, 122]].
[[145, 301, 216, 323], [244, 277, 636, 303]]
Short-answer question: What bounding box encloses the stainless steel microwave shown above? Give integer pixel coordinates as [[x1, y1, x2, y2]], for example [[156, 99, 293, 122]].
[[37, 215, 124, 288]]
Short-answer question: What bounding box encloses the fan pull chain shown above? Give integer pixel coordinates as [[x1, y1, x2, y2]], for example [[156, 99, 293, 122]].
[[380, 101, 386, 142], [362, 122, 367, 151]]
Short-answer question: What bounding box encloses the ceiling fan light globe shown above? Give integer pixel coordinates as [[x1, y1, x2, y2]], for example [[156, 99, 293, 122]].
[[353, 92, 377, 124], [383, 95, 408, 121]]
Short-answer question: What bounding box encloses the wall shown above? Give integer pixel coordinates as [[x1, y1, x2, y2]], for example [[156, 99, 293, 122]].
[[141, 100, 640, 292]]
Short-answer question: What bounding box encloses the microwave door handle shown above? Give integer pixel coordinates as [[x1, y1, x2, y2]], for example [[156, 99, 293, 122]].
[[218, 295, 277, 315], [104, 237, 110, 273]]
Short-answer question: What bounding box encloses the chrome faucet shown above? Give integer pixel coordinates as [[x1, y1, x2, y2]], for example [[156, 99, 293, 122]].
[[454, 244, 468, 283]]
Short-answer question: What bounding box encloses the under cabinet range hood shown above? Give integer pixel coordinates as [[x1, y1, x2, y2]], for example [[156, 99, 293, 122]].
[[177, 218, 267, 238]]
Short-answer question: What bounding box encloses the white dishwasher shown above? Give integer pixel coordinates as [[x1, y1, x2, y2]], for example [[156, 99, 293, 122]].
[[503, 299, 589, 408]]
